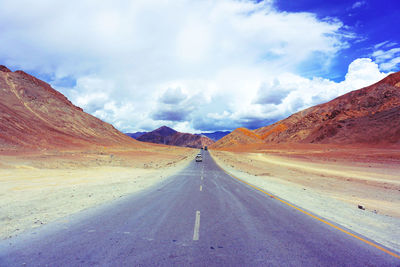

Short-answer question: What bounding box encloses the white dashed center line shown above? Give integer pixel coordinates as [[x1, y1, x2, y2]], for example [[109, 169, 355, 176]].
[[193, 211, 201, 241], [200, 185, 202, 191]]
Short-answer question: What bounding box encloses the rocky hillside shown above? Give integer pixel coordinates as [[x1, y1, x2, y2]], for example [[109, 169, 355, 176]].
[[0, 65, 143, 151], [210, 128, 261, 149], [212, 71, 400, 149], [167, 132, 214, 148], [137, 126, 177, 144], [137, 126, 214, 148]]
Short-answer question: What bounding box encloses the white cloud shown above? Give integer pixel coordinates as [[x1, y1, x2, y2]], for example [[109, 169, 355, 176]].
[[372, 48, 400, 62], [254, 79, 292, 105], [217, 58, 388, 129], [159, 87, 187, 105], [352, 1, 366, 9], [374, 41, 398, 50], [343, 58, 388, 88], [379, 58, 400, 71], [371, 45, 400, 71], [68, 76, 115, 113], [0, 0, 369, 133]]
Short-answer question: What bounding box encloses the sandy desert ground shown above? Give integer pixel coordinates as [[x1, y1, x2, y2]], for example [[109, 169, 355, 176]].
[[210, 145, 400, 252], [0, 146, 197, 240]]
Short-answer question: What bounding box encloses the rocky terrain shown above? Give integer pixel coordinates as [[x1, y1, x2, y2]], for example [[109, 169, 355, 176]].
[[167, 132, 214, 148], [137, 126, 214, 148], [0, 65, 143, 151], [210, 128, 261, 148], [136, 126, 177, 144], [212, 71, 400, 149]]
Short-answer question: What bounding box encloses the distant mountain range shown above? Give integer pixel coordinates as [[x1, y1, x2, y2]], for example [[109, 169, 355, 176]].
[[0, 65, 142, 151], [133, 126, 214, 148], [126, 130, 230, 142], [201, 131, 231, 141], [212, 71, 400, 150], [125, 132, 147, 139]]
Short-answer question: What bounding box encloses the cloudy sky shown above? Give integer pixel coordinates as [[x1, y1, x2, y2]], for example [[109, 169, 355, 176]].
[[1, 0, 399, 133]]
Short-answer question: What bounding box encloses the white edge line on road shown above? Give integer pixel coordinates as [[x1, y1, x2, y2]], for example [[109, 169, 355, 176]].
[[193, 210, 201, 241], [200, 185, 203, 191]]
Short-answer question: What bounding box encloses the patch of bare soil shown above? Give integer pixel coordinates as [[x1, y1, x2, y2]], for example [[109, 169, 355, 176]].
[[211, 146, 400, 217]]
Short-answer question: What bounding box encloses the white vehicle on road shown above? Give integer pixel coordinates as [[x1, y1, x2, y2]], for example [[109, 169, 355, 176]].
[[195, 155, 202, 162]]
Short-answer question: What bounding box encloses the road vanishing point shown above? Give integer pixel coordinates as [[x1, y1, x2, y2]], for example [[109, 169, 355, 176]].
[[1, 150, 399, 266]]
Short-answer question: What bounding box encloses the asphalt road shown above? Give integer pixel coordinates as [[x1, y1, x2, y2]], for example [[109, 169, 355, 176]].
[[1, 150, 399, 266]]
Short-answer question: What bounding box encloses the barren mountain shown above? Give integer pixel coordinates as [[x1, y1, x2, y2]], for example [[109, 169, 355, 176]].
[[210, 128, 261, 149], [137, 126, 177, 144], [201, 131, 231, 141], [167, 132, 214, 148], [137, 126, 214, 148], [212, 71, 400, 149], [0, 65, 143, 151]]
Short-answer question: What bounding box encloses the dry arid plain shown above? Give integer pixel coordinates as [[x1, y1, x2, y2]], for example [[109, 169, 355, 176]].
[[0, 146, 197, 240], [210, 144, 400, 252]]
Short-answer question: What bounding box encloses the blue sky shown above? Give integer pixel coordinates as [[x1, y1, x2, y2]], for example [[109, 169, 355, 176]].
[[0, 0, 399, 133], [275, 0, 400, 81]]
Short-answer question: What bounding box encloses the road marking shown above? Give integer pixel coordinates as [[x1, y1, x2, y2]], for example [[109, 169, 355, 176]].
[[201, 175, 203, 180], [193, 211, 201, 241], [216, 164, 400, 259], [200, 185, 203, 191]]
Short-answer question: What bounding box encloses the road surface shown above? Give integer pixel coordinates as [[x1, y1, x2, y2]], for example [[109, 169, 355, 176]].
[[1, 150, 399, 266]]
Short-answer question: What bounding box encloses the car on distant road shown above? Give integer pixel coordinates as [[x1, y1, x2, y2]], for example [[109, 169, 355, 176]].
[[195, 155, 202, 162]]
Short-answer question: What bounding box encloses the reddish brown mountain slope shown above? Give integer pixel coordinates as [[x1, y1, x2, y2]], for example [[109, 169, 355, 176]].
[[211, 128, 262, 149], [168, 132, 214, 148], [137, 126, 177, 144], [212, 71, 400, 149], [137, 126, 214, 148], [0, 65, 143, 151]]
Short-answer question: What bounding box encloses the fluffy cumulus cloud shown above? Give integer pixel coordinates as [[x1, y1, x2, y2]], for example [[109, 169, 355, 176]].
[[201, 58, 387, 130], [0, 0, 394, 132], [151, 87, 191, 121], [159, 87, 187, 105], [254, 79, 292, 105], [247, 58, 388, 123]]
